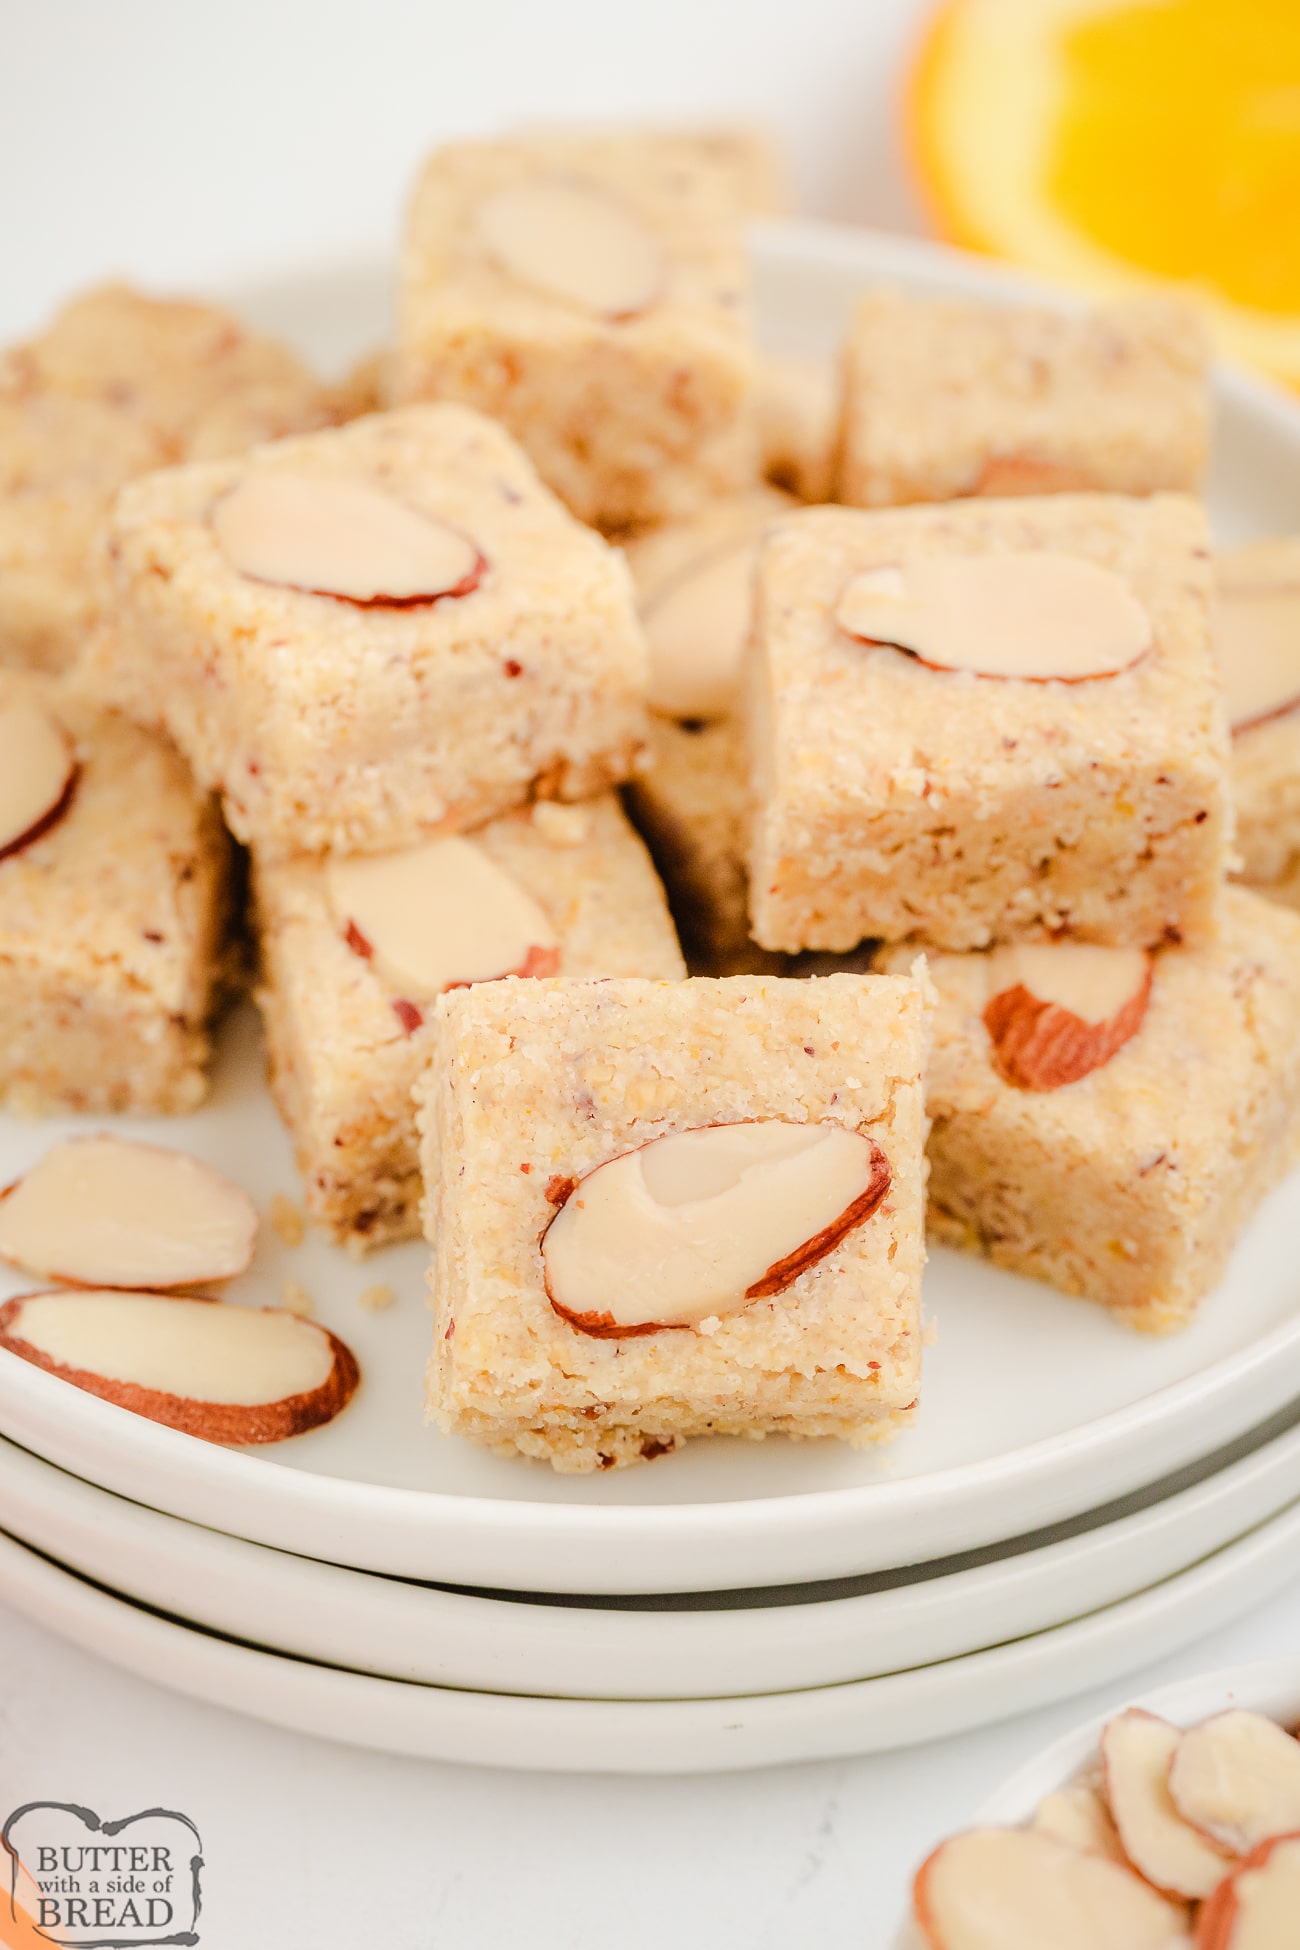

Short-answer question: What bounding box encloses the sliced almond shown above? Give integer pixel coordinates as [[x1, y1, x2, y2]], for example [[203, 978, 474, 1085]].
[[542, 1121, 890, 1336], [1169, 1712, 1300, 1857], [0, 1291, 358, 1445], [476, 177, 664, 318], [1032, 1783, 1128, 1865], [1195, 1831, 1300, 1949], [1102, 1710, 1236, 1901], [1215, 546, 1300, 732], [0, 703, 76, 861], [983, 943, 1153, 1091], [327, 836, 559, 1000], [643, 540, 758, 720], [212, 471, 485, 606], [913, 1827, 1190, 1949], [0, 1136, 258, 1289], [835, 552, 1152, 681]]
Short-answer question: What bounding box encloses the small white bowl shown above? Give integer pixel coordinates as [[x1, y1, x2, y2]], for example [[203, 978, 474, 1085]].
[[893, 1657, 1300, 1947], [977, 1655, 1300, 1823]]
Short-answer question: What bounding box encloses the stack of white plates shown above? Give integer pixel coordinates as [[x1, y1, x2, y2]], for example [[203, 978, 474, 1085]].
[[3, 223, 1300, 1772]]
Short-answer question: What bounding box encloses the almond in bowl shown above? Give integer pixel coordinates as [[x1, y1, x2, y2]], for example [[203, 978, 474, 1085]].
[[910, 1692, 1300, 1948]]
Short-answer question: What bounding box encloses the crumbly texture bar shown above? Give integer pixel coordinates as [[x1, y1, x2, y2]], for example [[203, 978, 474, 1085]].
[[756, 355, 838, 503], [1217, 538, 1300, 910], [2, 282, 336, 463], [256, 796, 684, 1251], [879, 888, 1300, 1333], [838, 291, 1208, 509], [0, 392, 164, 671], [0, 284, 335, 672], [418, 970, 932, 1471], [1232, 711, 1300, 908], [747, 495, 1230, 953], [392, 132, 759, 531], [624, 717, 784, 974], [86, 404, 649, 858], [0, 672, 231, 1115]]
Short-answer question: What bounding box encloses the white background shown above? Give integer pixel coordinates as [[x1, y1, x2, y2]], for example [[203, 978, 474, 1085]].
[[4, 4, 1300, 1947]]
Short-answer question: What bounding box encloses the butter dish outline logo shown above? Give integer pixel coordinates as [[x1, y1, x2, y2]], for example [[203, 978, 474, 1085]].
[[1, 1804, 203, 1950]]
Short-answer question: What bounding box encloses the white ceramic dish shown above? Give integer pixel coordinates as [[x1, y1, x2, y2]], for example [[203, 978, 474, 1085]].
[[6, 1399, 1300, 1700], [976, 1655, 1300, 1829], [3, 222, 1300, 1597], [2, 1498, 1300, 1772], [891, 1660, 1300, 1945]]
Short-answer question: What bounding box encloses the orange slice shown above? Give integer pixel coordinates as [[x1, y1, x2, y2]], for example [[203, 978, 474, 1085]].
[[910, 0, 1300, 384]]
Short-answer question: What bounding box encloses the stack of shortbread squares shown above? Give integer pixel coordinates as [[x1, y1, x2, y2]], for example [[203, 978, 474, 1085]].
[[3, 125, 1299, 1471]]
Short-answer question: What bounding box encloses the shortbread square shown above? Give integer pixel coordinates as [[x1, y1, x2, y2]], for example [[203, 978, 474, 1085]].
[[880, 888, 1300, 1334], [622, 485, 793, 720], [624, 716, 783, 975], [0, 283, 336, 671], [418, 970, 932, 1471], [838, 291, 1207, 509], [1217, 538, 1300, 910], [85, 404, 648, 858], [0, 671, 231, 1116], [392, 131, 759, 530], [747, 495, 1230, 954], [255, 795, 684, 1251]]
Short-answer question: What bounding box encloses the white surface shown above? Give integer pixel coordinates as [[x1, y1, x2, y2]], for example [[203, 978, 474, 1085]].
[[6, 221, 1300, 1596], [3, 1497, 1300, 1774], [0, 0, 928, 344], [7, 1400, 1300, 1699], [3, 1584, 1299, 1950]]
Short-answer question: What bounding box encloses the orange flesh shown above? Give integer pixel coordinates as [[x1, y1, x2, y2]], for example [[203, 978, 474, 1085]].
[[1049, 0, 1300, 314]]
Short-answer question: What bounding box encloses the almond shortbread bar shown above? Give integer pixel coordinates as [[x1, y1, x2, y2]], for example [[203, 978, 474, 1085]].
[[1217, 538, 1300, 909], [747, 495, 1229, 953], [880, 888, 1300, 1333], [87, 404, 648, 858], [0, 671, 230, 1115], [419, 970, 931, 1470], [256, 795, 684, 1250], [0, 284, 335, 671], [838, 291, 1207, 509], [393, 131, 758, 530], [624, 717, 783, 975]]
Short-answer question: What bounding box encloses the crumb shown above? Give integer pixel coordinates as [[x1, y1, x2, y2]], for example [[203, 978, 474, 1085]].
[[357, 1283, 396, 1314], [922, 1317, 939, 1347], [280, 1279, 314, 1316], [269, 1192, 305, 1247]]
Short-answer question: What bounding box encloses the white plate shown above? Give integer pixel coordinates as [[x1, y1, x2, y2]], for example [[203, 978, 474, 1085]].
[[6, 1399, 1300, 1700], [4, 222, 1300, 1596], [3, 1497, 1300, 1773]]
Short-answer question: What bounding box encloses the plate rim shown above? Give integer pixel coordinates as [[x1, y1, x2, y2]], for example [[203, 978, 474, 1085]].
[[5, 1403, 1300, 1697], [2, 1494, 1300, 1774]]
